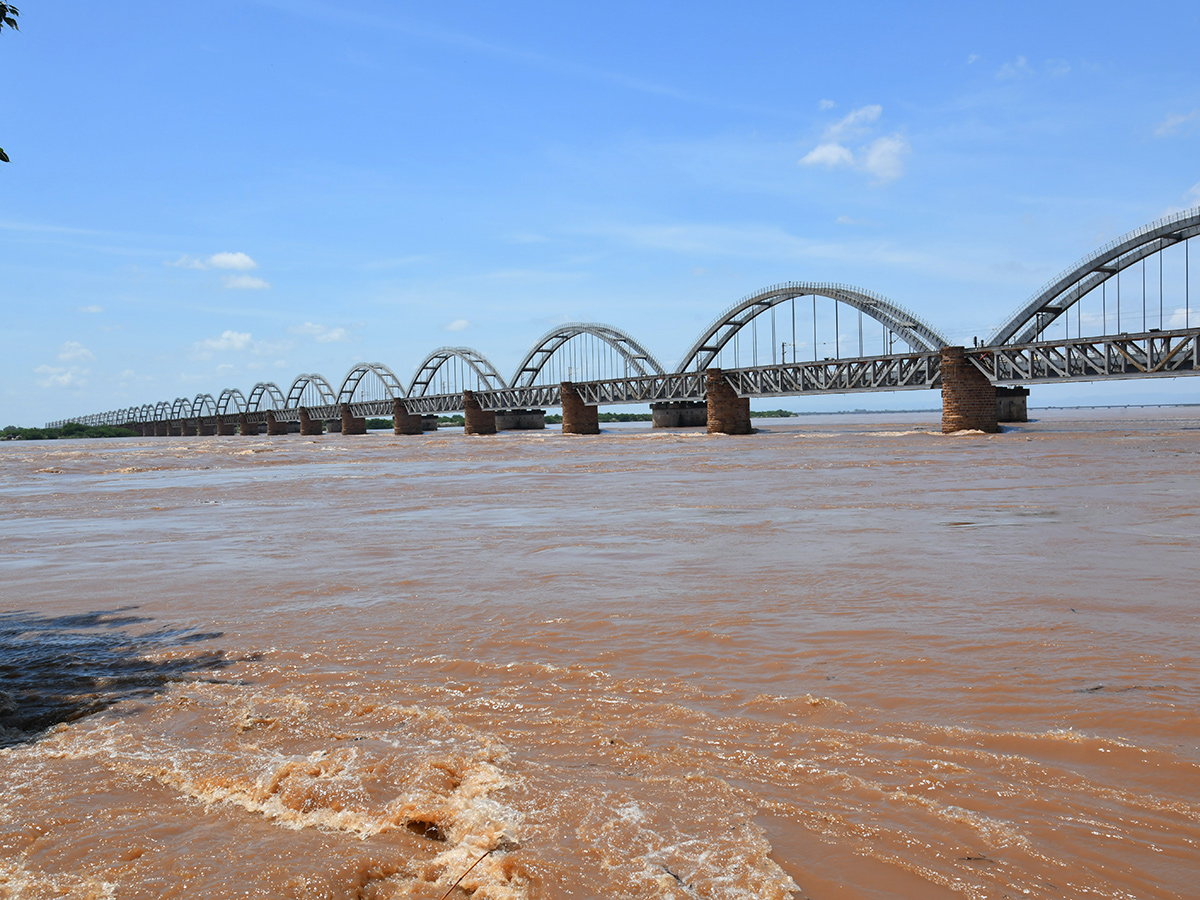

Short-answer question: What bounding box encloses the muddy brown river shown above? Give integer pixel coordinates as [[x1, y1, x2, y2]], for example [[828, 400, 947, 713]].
[[1, 409, 1197, 899]]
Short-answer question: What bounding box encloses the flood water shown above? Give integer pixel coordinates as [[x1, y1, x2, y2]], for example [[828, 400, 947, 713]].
[[1, 408, 1198, 899]]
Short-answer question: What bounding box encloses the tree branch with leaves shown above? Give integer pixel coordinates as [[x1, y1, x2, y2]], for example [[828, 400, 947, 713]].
[[0, 3, 20, 163]]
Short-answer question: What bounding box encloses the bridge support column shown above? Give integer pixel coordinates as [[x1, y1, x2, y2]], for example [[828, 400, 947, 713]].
[[421, 415, 439, 431], [941, 347, 1000, 433], [340, 403, 367, 435], [299, 408, 324, 435], [393, 398, 423, 435], [216, 416, 237, 436], [168, 420, 183, 437], [495, 409, 546, 430], [197, 419, 216, 436], [995, 385, 1029, 423], [266, 412, 289, 436], [560, 383, 599, 434], [154, 421, 169, 437], [706, 369, 752, 435], [238, 413, 260, 436], [179, 420, 198, 436], [463, 391, 497, 435], [651, 400, 708, 428]]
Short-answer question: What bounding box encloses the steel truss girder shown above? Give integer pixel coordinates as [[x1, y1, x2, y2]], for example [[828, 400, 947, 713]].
[[969, 328, 1200, 384]]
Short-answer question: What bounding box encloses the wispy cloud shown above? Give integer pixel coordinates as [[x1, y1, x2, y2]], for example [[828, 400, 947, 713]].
[[290, 322, 351, 343], [221, 274, 270, 290], [1155, 110, 1198, 138], [444, 318, 470, 332], [57, 341, 96, 363], [35, 365, 87, 389], [78, 304, 104, 314], [799, 104, 909, 183], [192, 330, 286, 359], [818, 98, 836, 110], [996, 56, 1031, 79], [167, 251, 261, 271]]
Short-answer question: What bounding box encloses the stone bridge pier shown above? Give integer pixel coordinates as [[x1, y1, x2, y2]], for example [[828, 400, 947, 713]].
[[392, 398, 423, 435], [705, 368, 752, 434], [340, 403, 367, 435], [463, 391, 497, 435], [560, 382, 599, 434], [299, 408, 323, 435], [941, 347, 1000, 433]]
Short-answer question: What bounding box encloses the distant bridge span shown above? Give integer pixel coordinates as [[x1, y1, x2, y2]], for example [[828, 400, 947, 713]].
[[52, 208, 1200, 436]]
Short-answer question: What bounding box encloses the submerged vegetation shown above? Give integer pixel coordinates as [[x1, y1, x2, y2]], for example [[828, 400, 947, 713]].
[[3, 423, 138, 441]]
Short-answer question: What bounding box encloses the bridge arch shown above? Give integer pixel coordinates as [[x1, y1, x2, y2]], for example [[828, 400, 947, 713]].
[[408, 347, 507, 396], [216, 388, 247, 415], [285, 374, 337, 409], [192, 394, 217, 417], [337, 363, 406, 405], [153, 401, 171, 421], [676, 282, 949, 373], [246, 382, 286, 412], [989, 207, 1200, 345], [169, 397, 193, 419], [511, 323, 666, 387]]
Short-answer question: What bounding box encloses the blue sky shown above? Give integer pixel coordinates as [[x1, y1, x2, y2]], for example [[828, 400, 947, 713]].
[[3, 1, 1199, 425]]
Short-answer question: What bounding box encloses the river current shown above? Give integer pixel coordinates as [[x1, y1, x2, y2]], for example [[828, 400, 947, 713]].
[[1, 409, 1197, 899]]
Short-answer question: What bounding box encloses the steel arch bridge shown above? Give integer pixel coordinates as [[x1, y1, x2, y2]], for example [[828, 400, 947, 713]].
[[989, 208, 1200, 345], [45, 207, 1200, 431], [677, 281, 950, 374], [409, 347, 507, 396], [511, 323, 666, 388]]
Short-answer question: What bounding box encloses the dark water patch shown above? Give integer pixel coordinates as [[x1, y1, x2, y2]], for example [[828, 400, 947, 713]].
[[0, 606, 234, 747]]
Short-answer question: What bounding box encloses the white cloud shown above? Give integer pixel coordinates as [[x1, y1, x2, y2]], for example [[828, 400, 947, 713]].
[[996, 56, 1031, 79], [967, 54, 980, 65], [222, 274, 270, 290], [799, 105, 907, 182], [57, 341, 96, 362], [799, 142, 855, 168], [198, 330, 253, 352], [818, 98, 835, 110], [836, 214, 875, 226], [826, 104, 882, 141], [166, 251, 260, 272], [1155, 110, 1199, 138], [1046, 58, 1071, 76], [78, 304, 104, 314], [166, 254, 208, 269], [208, 252, 258, 271], [445, 318, 470, 332], [861, 134, 911, 181], [290, 322, 351, 343], [35, 365, 86, 389]]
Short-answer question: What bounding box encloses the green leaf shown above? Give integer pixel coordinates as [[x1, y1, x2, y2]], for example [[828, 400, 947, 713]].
[[0, 147, 10, 163]]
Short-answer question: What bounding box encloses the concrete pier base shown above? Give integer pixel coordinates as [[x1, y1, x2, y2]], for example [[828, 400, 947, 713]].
[[495, 409, 546, 430], [197, 420, 216, 436], [393, 398, 423, 435], [996, 385, 1029, 423], [325, 419, 342, 433], [299, 408, 323, 435], [179, 420, 198, 437], [155, 421, 170, 437], [266, 412, 289, 436], [168, 421, 183, 437], [463, 391, 497, 435], [651, 400, 707, 428], [560, 383, 599, 434], [216, 417, 237, 436], [340, 404, 367, 435], [941, 346, 1000, 433], [238, 413, 260, 436], [705, 369, 752, 434], [422, 415, 439, 431]]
